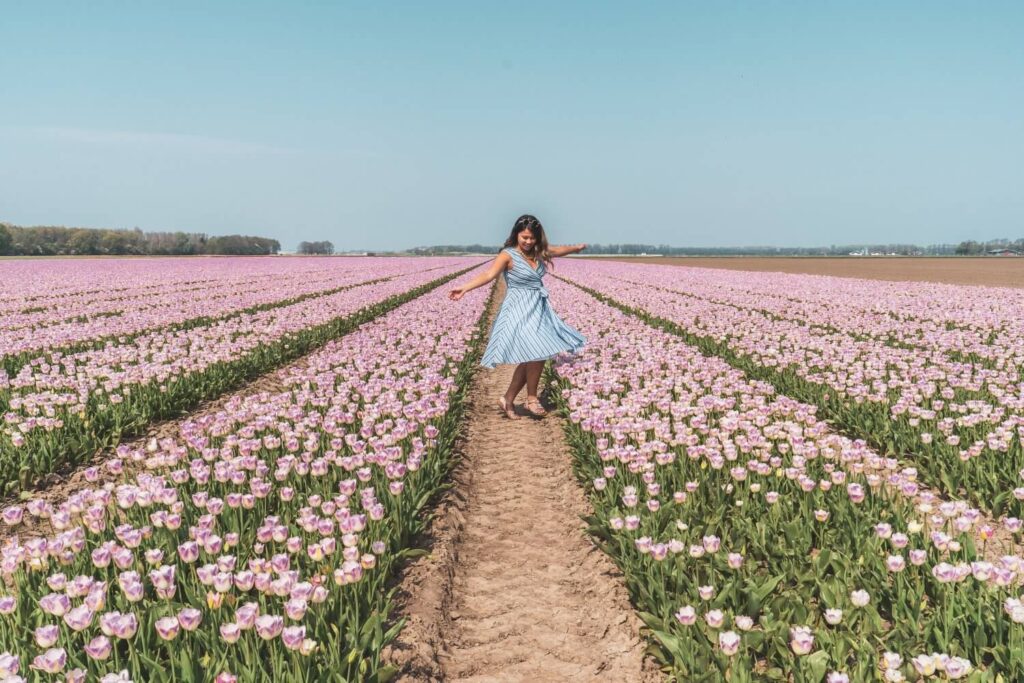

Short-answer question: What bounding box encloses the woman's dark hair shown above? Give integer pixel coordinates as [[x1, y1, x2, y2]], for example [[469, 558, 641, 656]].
[[503, 214, 552, 268]]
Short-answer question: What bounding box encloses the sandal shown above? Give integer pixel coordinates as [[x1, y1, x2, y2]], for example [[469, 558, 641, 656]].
[[498, 397, 519, 420], [524, 397, 547, 417]]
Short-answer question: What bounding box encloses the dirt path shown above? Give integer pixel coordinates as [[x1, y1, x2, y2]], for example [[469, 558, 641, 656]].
[[587, 256, 1024, 288], [385, 284, 656, 682]]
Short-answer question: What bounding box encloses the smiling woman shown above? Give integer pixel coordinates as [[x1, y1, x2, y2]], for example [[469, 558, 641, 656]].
[[448, 214, 587, 418]]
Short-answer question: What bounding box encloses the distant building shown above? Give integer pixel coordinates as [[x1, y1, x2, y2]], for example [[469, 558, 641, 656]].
[[987, 248, 1021, 256]]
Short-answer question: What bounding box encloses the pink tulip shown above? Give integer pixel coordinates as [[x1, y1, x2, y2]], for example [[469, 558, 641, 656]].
[[177, 607, 203, 631], [0, 597, 16, 615], [2, 507, 24, 526], [674, 606, 696, 625], [885, 555, 906, 573], [34, 624, 60, 648], [0, 652, 18, 676], [944, 656, 973, 678], [236, 602, 259, 629], [282, 625, 306, 650], [847, 483, 865, 503], [30, 648, 66, 674], [39, 593, 71, 617], [63, 604, 94, 632], [155, 616, 180, 641], [718, 631, 741, 656], [789, 626, 814, 655], [84, 635, 112, 661], [220, 622, 242, 644], [254, 614, 284, 640]]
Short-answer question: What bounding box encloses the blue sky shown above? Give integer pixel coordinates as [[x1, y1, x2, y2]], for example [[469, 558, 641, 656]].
[[1, 1, 1021, 250]]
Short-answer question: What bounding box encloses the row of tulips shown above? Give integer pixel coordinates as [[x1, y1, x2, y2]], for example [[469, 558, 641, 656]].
[[0, 258, 250, 314], [600, 264, 1024, 359], [0, 260, 479, 495], [0, 258, 453, 375], [544, 276, 1022, 681], [0, 257, 386, 312], [0, 268, 493, 682], [555, 261, 1024, 518]]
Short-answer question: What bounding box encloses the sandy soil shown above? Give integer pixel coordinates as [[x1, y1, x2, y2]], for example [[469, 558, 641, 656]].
[[586, 257, 1024, 288], [384, 284, 656, 683]]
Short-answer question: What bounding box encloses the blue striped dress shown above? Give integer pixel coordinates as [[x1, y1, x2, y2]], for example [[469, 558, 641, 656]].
[[480, 247, 586, 369]]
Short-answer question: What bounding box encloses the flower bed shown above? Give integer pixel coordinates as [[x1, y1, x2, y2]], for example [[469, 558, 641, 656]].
[[557, 261, 1024, 518], [0, 261, 479, 495], [0, 270, 492, 682], [546, 276, 1021, 681], [0, 259, 462, 376]]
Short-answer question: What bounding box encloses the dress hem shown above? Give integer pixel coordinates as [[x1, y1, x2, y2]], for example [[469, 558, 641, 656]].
[[479, 344, 584, 370]]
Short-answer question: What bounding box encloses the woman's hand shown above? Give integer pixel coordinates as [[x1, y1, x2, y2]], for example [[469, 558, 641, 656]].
[[449, 288, 465, 301], [577, 243, 587, 253]]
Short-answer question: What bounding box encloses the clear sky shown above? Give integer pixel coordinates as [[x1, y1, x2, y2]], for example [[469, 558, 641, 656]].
[[1, 1, 1022, 251]]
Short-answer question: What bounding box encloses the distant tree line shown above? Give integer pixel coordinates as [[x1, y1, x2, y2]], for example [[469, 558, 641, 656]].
[[954, 238, 1024, 255], [297, 240, 335, 255], [406, 239, 1024, 257], [0, 223, 280, 256], [408, 244, 497, 256]]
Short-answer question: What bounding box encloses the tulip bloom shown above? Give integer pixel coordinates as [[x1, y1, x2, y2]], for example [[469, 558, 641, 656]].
[[154, 616, 180, 641], [718, 631, 741, 656], [177, 608, 203, 632], [254, 614, 284, 640], [789, 626, 814, 655], [674, 606, 697, 626], [220, 622, 242, 644], [34, 625, 60, 648], [30, 648, 66, 674], [84, 635, 112, 661], [0, 652, 18, 677], [850, 590, 870, 607]]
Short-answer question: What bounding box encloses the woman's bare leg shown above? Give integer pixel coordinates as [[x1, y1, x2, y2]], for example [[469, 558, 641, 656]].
[[525, 360, 545, 404], [504, 363, 528, 405]]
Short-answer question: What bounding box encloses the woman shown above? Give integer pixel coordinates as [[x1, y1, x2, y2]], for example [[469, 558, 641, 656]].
[[448, 214, 586, 419]]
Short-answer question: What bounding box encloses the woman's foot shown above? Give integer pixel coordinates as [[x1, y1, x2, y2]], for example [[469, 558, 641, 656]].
[[498, 396, 519, 420], [524, 397, 547, 417]]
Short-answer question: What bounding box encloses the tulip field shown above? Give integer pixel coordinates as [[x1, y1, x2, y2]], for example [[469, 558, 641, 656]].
[[0, 258, 474, 495], [0, 256, 489, 682], [545, 262, 1024, 681], [558, 262, 1024, 517], [3, 255, 1023, 682], [0, 258, 439, 370]]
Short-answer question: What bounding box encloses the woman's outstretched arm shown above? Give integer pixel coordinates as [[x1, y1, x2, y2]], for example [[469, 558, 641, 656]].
[[448, 251, 512, 301], [548, 243, 587, 257]]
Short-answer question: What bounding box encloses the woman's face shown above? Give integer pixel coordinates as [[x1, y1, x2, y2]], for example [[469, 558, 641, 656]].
[[516, 229, 537, 252]]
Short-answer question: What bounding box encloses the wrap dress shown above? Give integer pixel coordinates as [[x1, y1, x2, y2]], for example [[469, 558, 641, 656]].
[[480, 247, 586, 369]]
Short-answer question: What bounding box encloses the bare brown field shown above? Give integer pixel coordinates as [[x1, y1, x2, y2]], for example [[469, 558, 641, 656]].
[[586, 256, 1024, 288]]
